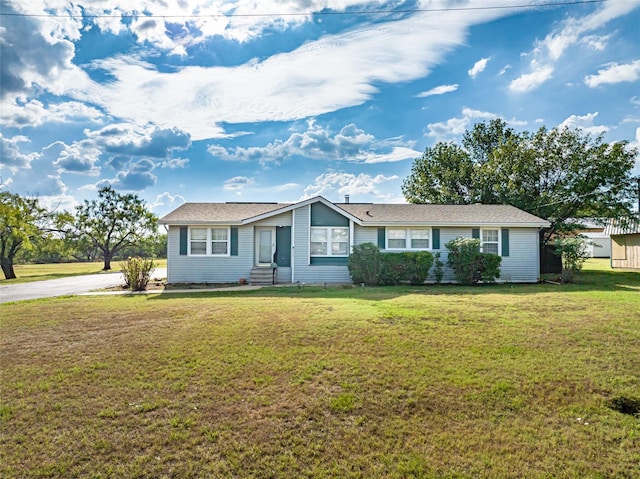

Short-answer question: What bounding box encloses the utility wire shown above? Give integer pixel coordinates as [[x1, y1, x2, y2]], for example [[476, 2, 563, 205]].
[[0, 0, 609, 19]]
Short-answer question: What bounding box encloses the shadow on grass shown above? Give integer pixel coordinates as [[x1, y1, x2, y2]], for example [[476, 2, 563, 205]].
[[146, 268, 639, 302]]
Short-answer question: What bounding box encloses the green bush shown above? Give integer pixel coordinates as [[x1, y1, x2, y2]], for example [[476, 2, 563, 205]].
[[554, 236, 590, 283], [347, 243, 380, 286], [445, 238, 501, 285], [120, 256, 156, 291], [433, 252, 444, 284], [378, 252, 403, 285], [348, 244, 434, 285], [398, 251, 434, 285]]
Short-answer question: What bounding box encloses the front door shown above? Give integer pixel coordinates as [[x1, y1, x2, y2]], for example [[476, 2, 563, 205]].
[[256, 228, 275, 265]]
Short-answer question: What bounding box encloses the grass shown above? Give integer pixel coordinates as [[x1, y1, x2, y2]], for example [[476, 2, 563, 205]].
[[1, 259, 167, 284], [1, 260, 639, 478]]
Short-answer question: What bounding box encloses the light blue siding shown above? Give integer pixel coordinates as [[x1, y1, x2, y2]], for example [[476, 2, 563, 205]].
[[167, 225, 254, 283], [292, 205, 351, 283], [353, 226, 541, 283]]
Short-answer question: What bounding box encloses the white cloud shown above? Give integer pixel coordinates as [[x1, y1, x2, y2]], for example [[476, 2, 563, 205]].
[[426, 107, 497, 139], [97, 158, 157, 191], [301, 171, 400, 201], [223, 176, 257, 191], [584, 60, 640, 88], [498, 64, 511, 76], [208, 121, 420, 165], [559, 112, 609, 135], [0, 134, 39, 171], [57, 1, 534, 140], [509, 66, 554, 93], [416, 84, 459, 98], [0, 99, 104, 129], [510, 1, 639, 92], [52, 140, 102, 175], [150, 192, 186, 211], [468, 57, 490, 78]]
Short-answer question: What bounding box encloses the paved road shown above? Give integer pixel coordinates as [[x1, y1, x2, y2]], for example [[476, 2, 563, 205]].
[[0, 268, 167, 303]]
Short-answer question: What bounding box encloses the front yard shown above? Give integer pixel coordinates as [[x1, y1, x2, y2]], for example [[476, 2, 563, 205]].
[[1, 261, 638, 478]]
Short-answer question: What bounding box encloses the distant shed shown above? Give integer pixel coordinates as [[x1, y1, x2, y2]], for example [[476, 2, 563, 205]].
[[605, 218, 640, 270]]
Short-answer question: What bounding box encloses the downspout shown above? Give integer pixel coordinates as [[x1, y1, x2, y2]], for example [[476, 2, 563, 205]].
[[291, 209, 296, 283]]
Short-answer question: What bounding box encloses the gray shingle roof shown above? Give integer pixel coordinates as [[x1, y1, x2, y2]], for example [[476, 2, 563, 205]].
[[160, 200, 549, 227], [338, 203, 549, 226], [159, 202, 292, 224]]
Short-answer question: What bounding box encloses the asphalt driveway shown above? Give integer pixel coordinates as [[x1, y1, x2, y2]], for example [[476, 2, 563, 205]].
[[0, 268, 167, 303]]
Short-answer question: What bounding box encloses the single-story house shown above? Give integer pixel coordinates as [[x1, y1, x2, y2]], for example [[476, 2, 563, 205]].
[[159, 196, 550, 284], [605, 217, 640, 270]]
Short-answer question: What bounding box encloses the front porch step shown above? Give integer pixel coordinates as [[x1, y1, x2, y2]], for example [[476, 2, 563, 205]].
[[249, 267, 277, 286]]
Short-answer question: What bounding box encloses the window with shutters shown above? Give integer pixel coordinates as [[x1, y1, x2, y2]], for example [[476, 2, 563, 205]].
[[189, 227, 230, 256], [481, 229, 499, 255], [386, 228, 431, 250]]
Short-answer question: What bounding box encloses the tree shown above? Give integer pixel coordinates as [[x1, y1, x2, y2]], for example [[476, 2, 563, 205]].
[[0, 192, 49, 279], [402, 142, 476, 204], [402, 120, 638, 245], [72, 186, 158, 270]]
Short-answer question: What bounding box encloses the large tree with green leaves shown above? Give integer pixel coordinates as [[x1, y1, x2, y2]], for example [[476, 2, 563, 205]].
[[402, 119, 638, 245], [0, 192, 50, 279], [72, 186, 158, 270]]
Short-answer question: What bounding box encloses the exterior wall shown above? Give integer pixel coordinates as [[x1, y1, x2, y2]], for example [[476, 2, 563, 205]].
[[353, 225, 542, 283], [611, 234, 640, 269], [292, 205, 351, 283], [254, 212, 293, 282], [253, 211, 292, 228], [583, 232, 611, 258], [166, 209, 543, 284], [166, 225, 254, 283]]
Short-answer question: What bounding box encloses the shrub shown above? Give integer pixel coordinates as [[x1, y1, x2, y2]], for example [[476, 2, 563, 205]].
[[348, 244, 434, 285], [433, 252, 444, 284], [445, 238, 501, 285], [348, 243, 380, 286], [379, 252, 404, 285], [378, 251, 434, 285], [554, 236, 590, 283], [398, 251, 434, 285], [121, 256, 156, 291]]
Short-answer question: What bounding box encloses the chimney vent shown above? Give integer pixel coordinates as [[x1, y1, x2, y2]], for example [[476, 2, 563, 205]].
[[344, 195, 350, 204]]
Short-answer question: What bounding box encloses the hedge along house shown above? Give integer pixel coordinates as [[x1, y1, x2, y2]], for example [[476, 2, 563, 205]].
[[159, 196, 550, 285]]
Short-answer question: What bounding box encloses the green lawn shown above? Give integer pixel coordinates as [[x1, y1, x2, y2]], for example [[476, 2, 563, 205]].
[[1, 262, 639, 478], [1, 259, 167, 284]]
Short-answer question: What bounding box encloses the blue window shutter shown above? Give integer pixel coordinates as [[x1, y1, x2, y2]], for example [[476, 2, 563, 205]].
[[501, 228, 509, 257], [378, 228, 386, 249], [432, 228, 440, 250], [230, 228, 238, 256], [472, 228, 480, 239], [179, 227, 188, 255]]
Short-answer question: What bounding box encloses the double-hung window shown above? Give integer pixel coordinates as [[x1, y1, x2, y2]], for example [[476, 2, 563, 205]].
[[189, 227, 229, 255], [481, 229, 499, 255], [387, 228, 430, 250], [310, 227, 349, 256]]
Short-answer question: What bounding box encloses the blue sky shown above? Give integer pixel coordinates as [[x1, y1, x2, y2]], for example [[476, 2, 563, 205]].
[[2, 0, 639, 217]]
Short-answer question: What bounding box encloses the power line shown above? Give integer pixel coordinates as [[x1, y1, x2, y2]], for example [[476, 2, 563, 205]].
[[0, 0, 609, 19]]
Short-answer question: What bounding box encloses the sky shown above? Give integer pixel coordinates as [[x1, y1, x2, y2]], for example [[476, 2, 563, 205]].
[[1, 0, 639, 218]]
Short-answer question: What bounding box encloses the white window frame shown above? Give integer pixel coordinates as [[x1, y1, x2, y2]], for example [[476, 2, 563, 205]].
[[386, 228, 432, 250], [480, 228, 500, 256], [310, 226, 349, 257], [188, 226, 230, 256]]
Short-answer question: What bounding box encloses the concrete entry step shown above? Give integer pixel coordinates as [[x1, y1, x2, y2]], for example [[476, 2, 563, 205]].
[[249, 267, 277, 285]]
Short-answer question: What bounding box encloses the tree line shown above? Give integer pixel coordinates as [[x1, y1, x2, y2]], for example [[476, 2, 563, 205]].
[[1, 186, 161, 279]]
